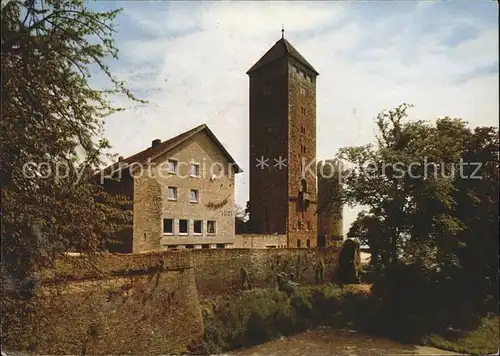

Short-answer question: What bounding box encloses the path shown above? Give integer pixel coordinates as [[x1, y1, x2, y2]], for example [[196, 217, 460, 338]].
[[228, 327, 460, 356]]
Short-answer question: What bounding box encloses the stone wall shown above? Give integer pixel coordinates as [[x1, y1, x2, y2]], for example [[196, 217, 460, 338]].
[[2, 251, 204, 355], [234, 234, 287, 248], [191, 247, 341, 297], [287, 57, 318, 248], [2, 247, 343, 354]]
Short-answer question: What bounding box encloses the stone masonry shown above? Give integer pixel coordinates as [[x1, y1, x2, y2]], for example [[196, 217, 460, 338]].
[[248, 36, 319, 248]]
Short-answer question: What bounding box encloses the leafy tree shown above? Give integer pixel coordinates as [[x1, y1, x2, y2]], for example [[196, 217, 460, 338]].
[[338, 104, 498, 323], [1, 0, 140, 293], [235, 203, 249, 234], [347, 210, 385, 268]]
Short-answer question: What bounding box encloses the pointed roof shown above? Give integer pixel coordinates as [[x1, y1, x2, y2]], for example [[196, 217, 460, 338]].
[[100, 124, 243, 176], [247, 37, 319, 75]]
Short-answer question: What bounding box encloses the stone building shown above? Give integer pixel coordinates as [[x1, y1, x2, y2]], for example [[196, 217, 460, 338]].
[[247, 34, 319, 248], [101, 124, 242, 253], [317, 159, 344, 246]]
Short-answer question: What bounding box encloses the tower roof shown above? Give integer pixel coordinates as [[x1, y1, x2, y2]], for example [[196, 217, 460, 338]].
[[247, 37, 319, 75]]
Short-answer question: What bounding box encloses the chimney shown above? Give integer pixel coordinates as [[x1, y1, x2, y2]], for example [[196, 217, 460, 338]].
[[152, 139, 161, 147], [118, 156, 124, 162]]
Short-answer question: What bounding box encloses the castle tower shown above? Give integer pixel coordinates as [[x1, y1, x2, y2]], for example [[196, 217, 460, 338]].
[[317, 159, 344, 246], [247, 34, 319, 248]]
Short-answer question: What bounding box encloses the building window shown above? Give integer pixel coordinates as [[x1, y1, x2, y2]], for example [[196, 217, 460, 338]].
[[216, 243, 225, 249], [207, 220, 216, 234], [167, 186, 177, 200], [190, 189, 199, 203], [300, 87, 306, 96], [167, 159, 178, 174], [194, 220, 203, 234], [300, 107, 306, 115], [301, 126, 305, 134], [300, 178, 307, 192], [190, 163, 200, 177], [202, 244, 210, 249], [301, 145, 306, 154], [185, 244, 194, 249], [306, 239, 311, 248], [163, 218, 173, 235], [297, 239, 302, 248], [179, 219, 188, 235]]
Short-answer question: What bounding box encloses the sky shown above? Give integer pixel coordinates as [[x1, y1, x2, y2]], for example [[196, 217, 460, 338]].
[[88, 0, 499, 234]]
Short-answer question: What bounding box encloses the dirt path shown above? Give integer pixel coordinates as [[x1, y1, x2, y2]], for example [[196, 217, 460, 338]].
[[228, 327, 460, 356]]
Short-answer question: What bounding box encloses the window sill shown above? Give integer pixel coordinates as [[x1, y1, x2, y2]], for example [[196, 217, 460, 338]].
[[190, 201, 199, 204], [167, 198, 177, 201], [193, 233, 203, 236], [178, 233, 188, 236], [163, 233, 173, 236], [189, 175, 200, 178]]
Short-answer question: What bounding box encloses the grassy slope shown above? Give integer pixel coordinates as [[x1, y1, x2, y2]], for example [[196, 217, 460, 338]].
[[421, 316, 499, 355]]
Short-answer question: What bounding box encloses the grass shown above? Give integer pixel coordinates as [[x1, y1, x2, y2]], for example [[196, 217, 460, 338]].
[[421, 316, 499, 355]]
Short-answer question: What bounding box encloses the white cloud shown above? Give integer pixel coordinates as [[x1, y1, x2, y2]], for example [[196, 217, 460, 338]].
[[103, 1, 498, 234]]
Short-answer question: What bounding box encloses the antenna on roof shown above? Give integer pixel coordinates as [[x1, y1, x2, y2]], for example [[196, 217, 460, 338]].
[[281, 24, 284, 39]]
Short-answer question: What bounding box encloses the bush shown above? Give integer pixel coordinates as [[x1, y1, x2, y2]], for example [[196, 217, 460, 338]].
[[198, 285, 369, 354]]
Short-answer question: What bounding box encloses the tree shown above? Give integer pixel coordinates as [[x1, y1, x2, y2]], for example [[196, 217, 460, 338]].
[[235, 203, 249, 234], [1, 0, 140, 292], [347, 210, 385, 268], [338, 104, 498, 323]]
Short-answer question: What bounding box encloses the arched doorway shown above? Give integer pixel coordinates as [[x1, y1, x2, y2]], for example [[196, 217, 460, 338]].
[[306, 239, 311, 248], [297, 239, 302, 248]]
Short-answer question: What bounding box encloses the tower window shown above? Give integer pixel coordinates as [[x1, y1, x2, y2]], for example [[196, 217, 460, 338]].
[[300, 87, 307, 96], [301, 146, 306, 154], [301, 126, 306, 134], [300, 107, 306, 115], [179, 219, 188, 235]]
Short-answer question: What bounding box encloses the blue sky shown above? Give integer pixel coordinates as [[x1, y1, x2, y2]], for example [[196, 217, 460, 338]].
[[87, 0, 499, 233]]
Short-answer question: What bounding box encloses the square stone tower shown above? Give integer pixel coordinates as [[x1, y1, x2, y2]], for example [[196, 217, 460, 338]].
[[247, 34, 319, 248]]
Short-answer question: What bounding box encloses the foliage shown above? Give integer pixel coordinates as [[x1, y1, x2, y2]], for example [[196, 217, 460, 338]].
[[1, 0, 139, 290], [235, 203, 250, 233], [338, 104, 499, 319], [421, 316, 499, 355], [197, 285, 369, 354], [338, 238, 361, 284]]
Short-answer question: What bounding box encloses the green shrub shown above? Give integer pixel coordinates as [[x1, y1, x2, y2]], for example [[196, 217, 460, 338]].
[[199, 284, 368, 354]]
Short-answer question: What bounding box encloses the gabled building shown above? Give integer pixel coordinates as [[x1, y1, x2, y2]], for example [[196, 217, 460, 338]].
[[101, 124, 242, 253]]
